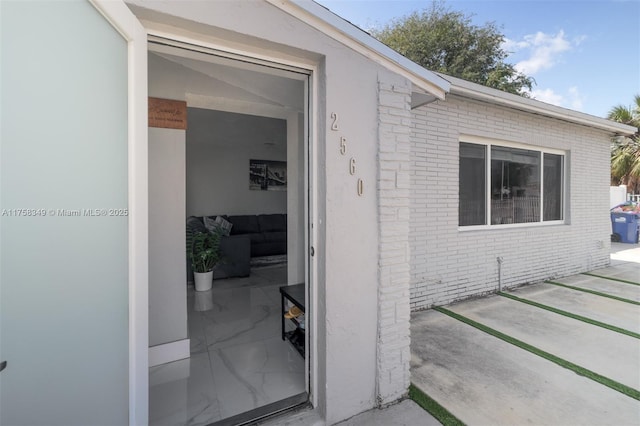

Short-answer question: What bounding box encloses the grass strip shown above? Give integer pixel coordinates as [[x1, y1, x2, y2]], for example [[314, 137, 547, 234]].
[[409, 383, 466, 426], [545, 281, 640, 306], [434, 306, 640, 401], [581, 272, 640, 286], [498, 291, 640, 339]]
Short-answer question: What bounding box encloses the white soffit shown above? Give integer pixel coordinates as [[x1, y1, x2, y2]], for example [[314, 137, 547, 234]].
[[266, 0, 450, 100], [440, 73, 637, 136]]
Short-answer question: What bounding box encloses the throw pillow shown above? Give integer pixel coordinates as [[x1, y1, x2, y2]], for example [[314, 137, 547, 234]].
[[203, 216, 218, 234], [215, 215, 233, 236], [203, 215, 233, 236]]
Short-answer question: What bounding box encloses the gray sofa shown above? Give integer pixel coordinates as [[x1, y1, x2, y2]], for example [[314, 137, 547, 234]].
[[186, 214, 287, 281]]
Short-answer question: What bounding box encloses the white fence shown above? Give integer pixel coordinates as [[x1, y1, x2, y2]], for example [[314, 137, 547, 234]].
[[610, 185, 639, 207]]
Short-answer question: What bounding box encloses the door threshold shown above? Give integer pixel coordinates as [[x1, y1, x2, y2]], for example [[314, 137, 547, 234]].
[[208, 392, 309, 426]]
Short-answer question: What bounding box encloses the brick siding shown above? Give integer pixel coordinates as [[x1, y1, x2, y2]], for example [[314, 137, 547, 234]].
[[410, 94, 612, 310], [376, 79, 412, 404]]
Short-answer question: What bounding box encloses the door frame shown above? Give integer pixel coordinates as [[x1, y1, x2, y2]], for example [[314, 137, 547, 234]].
[[90, 1, 149, 425], [145, 32, 319, 407]]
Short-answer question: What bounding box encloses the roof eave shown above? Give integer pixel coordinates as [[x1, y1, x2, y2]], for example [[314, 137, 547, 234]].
[[440, 73, 636, 136], [265, 0, 450, 99]]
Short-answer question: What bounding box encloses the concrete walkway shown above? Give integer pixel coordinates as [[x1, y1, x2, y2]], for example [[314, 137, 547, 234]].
[[411, 244, 640, 425], [335, 400, 440, 426]]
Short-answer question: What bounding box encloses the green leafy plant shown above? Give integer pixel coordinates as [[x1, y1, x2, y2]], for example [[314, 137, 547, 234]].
[[608, 95, 640, 193], [190, 230, 222, 273], [371, 0, 534, 96]]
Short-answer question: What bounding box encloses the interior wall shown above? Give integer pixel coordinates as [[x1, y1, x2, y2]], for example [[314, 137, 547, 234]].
[[287, 112, 306, 285], [186, 108, 287, 217], [148, 128, 187, 348]]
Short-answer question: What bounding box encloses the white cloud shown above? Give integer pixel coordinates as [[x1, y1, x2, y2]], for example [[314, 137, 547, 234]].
[[528, 86, 586, 112], [568, 86, 585, 110], [503, 30, 584, 75], [502, 38, 529, 52], [529, 88, 565, 107]]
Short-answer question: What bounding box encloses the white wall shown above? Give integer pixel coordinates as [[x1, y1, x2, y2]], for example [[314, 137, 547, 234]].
[[288, 112, 306, 285], [410, 95, 613, 310], [611, 185, 628, 208], [148, 128, 187, 348], [376, 78, 413, 404], [186, 108, 287, 217]]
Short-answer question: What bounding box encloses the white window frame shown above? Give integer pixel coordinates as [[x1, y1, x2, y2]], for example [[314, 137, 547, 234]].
[[459, 135, 567, 231]]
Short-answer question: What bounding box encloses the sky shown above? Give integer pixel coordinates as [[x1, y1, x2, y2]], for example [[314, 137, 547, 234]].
[[315, 0, 640, 118]]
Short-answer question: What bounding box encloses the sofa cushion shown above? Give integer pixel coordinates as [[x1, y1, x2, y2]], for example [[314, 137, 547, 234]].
[[263, 231, 286, 243], [257, 214, 286, 233], [252, 241, 287, 257], [248, 232, 265, 245], [214, 234, 251, 279], [228, 215, 260, 235]]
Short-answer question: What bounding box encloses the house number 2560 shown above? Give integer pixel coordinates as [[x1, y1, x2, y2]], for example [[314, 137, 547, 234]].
[[331, 111, 363, 197]]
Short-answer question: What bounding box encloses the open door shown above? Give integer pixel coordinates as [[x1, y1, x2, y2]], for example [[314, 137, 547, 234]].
[[146, 41, 312, 425], [0, 1, 147, 424]]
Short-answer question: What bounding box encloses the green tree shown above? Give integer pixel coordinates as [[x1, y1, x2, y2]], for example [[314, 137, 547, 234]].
[[371, 1, 533, 96], [608, 95, 640, 194]]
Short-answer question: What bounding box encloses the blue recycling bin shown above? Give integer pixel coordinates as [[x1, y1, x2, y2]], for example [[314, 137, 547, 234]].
[[611, 212, 639, 244]]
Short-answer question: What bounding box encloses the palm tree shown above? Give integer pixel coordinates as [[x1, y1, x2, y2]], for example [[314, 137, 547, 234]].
[[608, 95, 640, 194]]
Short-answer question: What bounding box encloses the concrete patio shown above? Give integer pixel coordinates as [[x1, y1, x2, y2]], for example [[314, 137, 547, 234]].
[[261, 244, 638, 425], [410, 242, 640, 425]]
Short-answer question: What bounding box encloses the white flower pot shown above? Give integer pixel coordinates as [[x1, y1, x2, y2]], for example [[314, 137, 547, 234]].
[[194, 271, 214, 292]]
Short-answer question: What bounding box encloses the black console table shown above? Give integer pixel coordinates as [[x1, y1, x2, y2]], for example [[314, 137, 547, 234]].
[[279, 284, 305, 357]]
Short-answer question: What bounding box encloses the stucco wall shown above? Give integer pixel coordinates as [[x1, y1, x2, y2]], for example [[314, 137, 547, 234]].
[[409, 94, 612, 310]]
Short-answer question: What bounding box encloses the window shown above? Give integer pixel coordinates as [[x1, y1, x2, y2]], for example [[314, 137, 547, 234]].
[[459, 140, 565, 227], [459, 143, 486, 226]]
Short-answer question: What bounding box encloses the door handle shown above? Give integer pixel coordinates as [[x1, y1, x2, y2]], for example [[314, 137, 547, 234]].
[[0, 361, 6, 372]]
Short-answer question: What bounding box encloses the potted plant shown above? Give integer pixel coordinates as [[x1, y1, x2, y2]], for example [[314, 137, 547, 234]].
[[189, 230, 222, 291]]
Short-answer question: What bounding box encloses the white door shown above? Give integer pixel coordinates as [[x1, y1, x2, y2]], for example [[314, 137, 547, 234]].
[[0, 1, 147, 425]]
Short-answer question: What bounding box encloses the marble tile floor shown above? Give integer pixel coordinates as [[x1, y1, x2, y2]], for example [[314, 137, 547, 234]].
[[150, 265, 306, 426]]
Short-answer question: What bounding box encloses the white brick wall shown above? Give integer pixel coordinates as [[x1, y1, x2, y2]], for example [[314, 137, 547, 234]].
[[377, 79, 412, 404], [410, 95, 612, 310]]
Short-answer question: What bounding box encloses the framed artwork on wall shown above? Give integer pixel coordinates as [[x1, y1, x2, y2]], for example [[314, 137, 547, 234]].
[[249, 159, 287, 191]]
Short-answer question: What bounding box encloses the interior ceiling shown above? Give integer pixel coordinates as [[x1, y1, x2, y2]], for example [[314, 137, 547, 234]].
[[187, 107, 287, 150], [152, 51, 304, 112]]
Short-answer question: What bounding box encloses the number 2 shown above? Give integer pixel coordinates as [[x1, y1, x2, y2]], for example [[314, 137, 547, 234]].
[[331, 112, 339, 131]]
